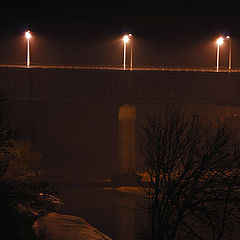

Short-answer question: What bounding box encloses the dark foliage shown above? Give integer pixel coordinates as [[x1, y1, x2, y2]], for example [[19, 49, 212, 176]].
[[0, 179, 61, 240], [0, 97, 62, 240]]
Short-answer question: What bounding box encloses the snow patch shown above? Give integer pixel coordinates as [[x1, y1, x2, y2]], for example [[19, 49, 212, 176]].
[[33, 212, 112, 240]]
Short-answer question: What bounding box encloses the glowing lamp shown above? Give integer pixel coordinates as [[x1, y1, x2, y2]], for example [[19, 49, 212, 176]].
[[123, 35, 129, 43], [25, 31, 31, 39], [217, 37, 224, 45]]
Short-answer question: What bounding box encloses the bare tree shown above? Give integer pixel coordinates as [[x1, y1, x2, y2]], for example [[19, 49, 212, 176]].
[[138, 105, 240, 240]]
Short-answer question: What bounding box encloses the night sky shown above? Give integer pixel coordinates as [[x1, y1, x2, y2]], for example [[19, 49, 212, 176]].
[[0, 1, 240, 67]]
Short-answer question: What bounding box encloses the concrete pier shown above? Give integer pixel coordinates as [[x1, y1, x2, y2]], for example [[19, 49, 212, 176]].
[[118, 104, 136, 172]]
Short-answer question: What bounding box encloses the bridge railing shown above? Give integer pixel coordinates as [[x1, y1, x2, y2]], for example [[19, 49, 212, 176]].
[[0, 64, 240, 72]]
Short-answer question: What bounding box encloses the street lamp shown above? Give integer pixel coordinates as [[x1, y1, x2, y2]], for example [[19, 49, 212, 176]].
[[123, 35, 129, 70], [216, 37, 224, 72], [25, 30, 31, 67], [226, 36, 232, 70], [128, 34, 133, 70]]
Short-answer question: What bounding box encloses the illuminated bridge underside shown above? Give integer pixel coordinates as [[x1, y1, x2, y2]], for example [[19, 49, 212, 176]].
[[0, 66, 240, 105]]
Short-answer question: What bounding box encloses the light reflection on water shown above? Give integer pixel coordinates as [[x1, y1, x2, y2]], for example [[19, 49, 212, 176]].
[[57, 182, 240, 239], [58, 183, 143, 240]]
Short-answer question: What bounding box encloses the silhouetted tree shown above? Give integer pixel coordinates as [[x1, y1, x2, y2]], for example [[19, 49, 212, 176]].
[[138, 105, 240, 240]]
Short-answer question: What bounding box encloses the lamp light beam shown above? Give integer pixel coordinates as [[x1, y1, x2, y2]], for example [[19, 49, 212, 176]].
[[123, 35, 129, 70], [227, 36, 231, 70], [216, 37, 224, 72], [25, 31, 31, 67]]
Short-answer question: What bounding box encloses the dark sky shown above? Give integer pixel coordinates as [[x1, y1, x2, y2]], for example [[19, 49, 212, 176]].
[[0, 0, 240, 67]]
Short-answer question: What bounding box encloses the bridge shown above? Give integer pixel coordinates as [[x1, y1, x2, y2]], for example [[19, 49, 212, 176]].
[[1, 65, 240, 182], [1, 65, 240, 105]]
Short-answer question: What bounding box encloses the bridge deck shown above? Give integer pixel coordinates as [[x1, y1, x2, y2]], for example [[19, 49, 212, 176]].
[[1, 64, 240, 72], [0, 65, 239, 105]]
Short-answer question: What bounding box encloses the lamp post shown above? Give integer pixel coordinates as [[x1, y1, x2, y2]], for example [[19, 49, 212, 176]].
[[216, 37, 224, 72], [123, 35, 129, 70], [226, 36, 232, 70], [129, 34, 133, 70], [25, 31, 31, 67]]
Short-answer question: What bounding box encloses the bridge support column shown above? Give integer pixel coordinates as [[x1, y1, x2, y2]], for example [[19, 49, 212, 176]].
[[118, 104, 136, 172]]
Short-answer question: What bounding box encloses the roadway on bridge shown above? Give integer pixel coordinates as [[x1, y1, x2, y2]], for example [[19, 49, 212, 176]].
[[0, 64, 239, 72]]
